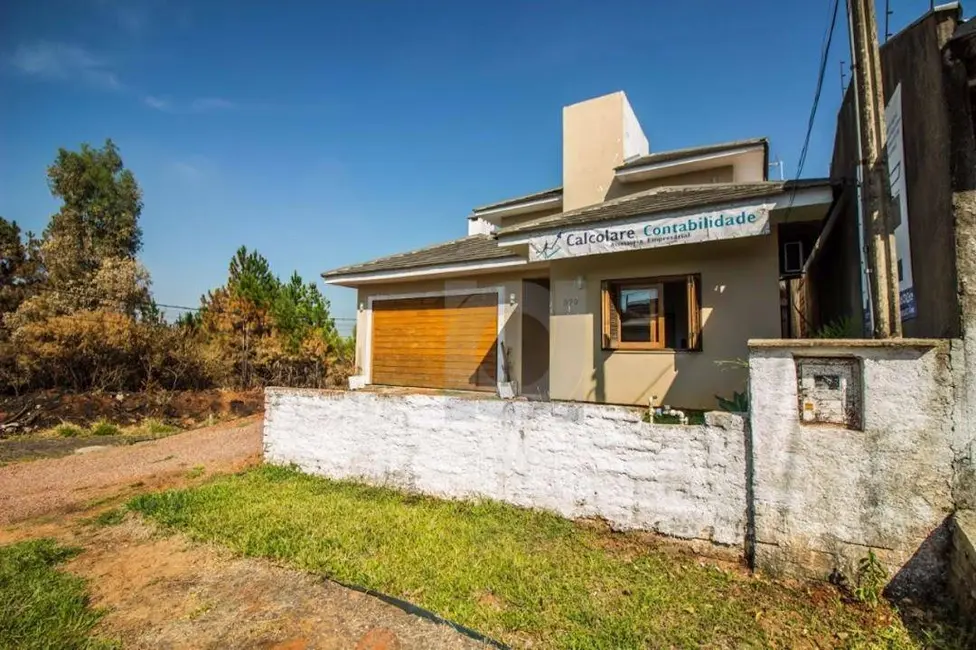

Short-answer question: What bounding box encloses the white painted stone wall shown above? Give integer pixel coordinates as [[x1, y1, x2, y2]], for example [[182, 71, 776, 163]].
[[749, 340, 956, 597], [264, 389, 747, 546]]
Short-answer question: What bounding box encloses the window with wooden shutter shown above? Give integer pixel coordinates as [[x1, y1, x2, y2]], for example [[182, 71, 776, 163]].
[[602, 274, 702, 352], [601, 281, 620, 348], [687, 274, 702, 350]]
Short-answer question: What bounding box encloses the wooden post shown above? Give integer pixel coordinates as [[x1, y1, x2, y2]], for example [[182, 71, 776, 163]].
[[848, 0, 901, 337]]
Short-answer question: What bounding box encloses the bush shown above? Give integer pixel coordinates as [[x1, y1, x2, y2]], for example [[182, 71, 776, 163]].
[[2, 311, 218, 393]]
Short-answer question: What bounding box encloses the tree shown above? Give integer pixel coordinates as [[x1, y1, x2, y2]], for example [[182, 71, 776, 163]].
[[6, 141, 152, 329], [42, 139, 143, 285], [272, 271, 337, 353], [227, 246, 277, 309], [0, 217, 43, 319]]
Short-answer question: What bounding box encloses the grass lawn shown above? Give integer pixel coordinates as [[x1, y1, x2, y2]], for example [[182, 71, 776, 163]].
[[0, 539, 115, 650], [129, 465, 969, 649]]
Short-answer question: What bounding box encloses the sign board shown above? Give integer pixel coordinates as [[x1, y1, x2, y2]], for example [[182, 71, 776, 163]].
[[885, 83, 917, 320], [527, 203, 774, 262]]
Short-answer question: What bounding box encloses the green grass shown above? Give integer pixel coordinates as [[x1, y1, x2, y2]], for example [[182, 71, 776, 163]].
[[41, 418, 180, 441], [88, 508, 126, 527], [185, 465, 205, 479], [0, 539, 115, 650], [56, 423, 86, 438], [88, 421, 121, 437], [127, 465, 964, 649], [133, 418, 180, 437]]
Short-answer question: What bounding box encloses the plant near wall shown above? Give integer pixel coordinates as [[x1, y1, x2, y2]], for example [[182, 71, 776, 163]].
[[814, 316, 856, 339], [714, 358, 749, 413], [715, 391, 749, 413], [853, 550, 888, 607]]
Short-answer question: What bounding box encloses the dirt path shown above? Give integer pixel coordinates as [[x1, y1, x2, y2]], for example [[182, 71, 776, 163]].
[[0, 418, 488, 649], [0, 417, 262, 525]]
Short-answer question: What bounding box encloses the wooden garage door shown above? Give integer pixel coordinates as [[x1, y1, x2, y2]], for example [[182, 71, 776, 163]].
[[371, 293, 498, 391]]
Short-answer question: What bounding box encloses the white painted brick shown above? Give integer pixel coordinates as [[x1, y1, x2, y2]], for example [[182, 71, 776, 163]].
[[264, 389, 747, 546]]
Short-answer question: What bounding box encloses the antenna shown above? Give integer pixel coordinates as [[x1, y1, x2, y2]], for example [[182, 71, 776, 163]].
[[769, 156, 786, 181], [884, 0, 893, 41]]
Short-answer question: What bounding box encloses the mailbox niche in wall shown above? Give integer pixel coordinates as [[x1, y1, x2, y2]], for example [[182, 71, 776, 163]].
[[795, 357, 863, 430]]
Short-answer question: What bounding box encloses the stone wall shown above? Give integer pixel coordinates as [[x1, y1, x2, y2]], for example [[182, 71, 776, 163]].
[[950, 510, 976, 622], [264, 389, 748, 546], [748, 339, 956, 597]]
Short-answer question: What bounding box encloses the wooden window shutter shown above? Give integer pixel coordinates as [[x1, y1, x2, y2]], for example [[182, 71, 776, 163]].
[[650, 284, 664, 347], [602, 281, 620, 349], [687, 275, 702, 350]]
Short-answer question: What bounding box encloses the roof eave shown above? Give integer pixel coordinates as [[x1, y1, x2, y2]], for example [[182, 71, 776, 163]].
[[496, 182, 835, 243], [614, 143, 767, 183], [472, 194, 563, 222], [321, 256, 533, 286]]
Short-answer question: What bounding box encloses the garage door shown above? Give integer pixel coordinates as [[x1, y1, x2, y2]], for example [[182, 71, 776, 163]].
[[371, 293, 498, 391]]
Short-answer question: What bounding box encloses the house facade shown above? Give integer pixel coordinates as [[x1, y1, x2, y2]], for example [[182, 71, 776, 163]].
[[323, 91, 836, 409]]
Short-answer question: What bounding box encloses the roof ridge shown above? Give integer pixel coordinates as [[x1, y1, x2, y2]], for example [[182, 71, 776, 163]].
[[472, 186, 563, 213], [616, 137, 768, 171], [497, 179, 833, 236], [556, 180, 781, 220]]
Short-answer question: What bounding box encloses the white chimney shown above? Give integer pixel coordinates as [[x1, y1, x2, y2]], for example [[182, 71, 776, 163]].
[[467, 216, 495, 236]]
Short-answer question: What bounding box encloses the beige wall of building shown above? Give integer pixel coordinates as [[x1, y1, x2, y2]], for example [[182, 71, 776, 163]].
[[563, 92, 629, 211], [607, 166, 735, 200], [548, 233, 781, 409]]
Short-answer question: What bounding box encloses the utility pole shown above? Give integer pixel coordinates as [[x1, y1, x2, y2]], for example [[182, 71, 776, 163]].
[[847, 0, 901, 337]]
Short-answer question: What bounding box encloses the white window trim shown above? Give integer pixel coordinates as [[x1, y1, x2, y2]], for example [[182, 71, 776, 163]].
[[364, 287, 507, 394]]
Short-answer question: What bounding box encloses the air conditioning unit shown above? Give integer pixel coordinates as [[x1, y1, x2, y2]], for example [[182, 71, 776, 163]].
[[783, 241, 806, 275]]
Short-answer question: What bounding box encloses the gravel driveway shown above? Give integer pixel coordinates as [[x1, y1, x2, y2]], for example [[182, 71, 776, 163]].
[[0, 418, 262, 525]]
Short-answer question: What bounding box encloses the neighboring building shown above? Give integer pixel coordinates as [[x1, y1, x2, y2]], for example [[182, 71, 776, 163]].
[[323, 91, 836, 408], [802, 2, 975, 339]]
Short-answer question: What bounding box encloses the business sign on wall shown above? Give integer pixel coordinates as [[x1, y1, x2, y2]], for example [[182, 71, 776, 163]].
[[527, 203, 773, 262], [885, 83, 916, 321]]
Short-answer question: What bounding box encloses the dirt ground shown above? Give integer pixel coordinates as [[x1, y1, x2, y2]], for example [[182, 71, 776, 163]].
[[0, 388, 264, 434], [0, 417, 263, 525], [0, 418, 488, 650]]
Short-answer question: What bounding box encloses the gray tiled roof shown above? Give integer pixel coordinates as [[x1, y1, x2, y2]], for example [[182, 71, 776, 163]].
[[616, 138, 767, 171], [497, 180, 833, 236], [321, 234, 521, 279], [472, 187, 562, 213]]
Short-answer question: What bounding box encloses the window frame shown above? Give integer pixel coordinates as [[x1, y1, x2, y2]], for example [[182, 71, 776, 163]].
[[601, 274, 702, 352]]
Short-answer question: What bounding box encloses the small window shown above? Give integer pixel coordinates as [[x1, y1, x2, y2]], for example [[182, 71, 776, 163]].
[[602, 275, 702, 351]]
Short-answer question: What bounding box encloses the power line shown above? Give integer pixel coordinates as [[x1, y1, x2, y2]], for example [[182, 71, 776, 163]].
[[783, 0, 840, 222], [796, 0, 841, 185], [6, 285, 356, 320]]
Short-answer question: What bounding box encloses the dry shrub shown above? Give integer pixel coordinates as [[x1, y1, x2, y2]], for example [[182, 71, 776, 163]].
[[6, 311, 211, 393], [1, 309, 354, 395]]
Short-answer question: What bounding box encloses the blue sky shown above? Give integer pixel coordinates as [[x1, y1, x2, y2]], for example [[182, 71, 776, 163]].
[[0, 0, 952, 332]]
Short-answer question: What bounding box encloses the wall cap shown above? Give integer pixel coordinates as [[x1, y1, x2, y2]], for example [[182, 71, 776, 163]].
[[748, 338, 946, 350]]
